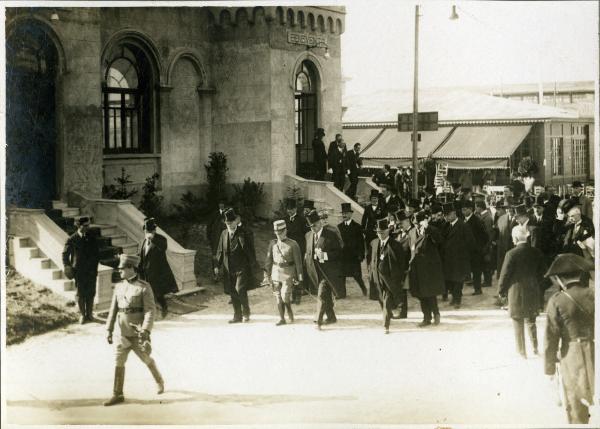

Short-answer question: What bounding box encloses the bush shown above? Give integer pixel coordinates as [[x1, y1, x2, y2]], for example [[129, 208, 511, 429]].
[[102, 168, 138, 200], [273, 185, 303, 220], [232, 177, 265, 222], [205, 152, 228, 209], [172, 191, 211, 223], [139, 173, 163, 219]]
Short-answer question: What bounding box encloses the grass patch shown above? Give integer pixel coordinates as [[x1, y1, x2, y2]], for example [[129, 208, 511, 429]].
[[6, 269, 79, 346]]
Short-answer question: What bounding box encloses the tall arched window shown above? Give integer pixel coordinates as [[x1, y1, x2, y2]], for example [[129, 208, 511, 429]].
[[295, 60, 318, 178], [103, 44, 154, 153]]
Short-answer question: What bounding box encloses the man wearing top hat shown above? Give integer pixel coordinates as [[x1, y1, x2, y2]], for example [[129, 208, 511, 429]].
[[345, 142, 362, 201], [474, 200, 495, 287], [338, 203, 368, 297], [214, 208, 258, 323], [368, 218, 408, 334], [361, 190, 384, 266], [571, 180, 593, 219], [104, 253, 164, 406], [62, 216, 100, 324], [441, 202, 475, 308], [462, 200, 488, 295], [312, 128, 327, 180], [544, 253, 595, 424], [392, 210, 414, 317], [138, 218, 179, 319], [304, 209, 344, 329], [283, 198, 306, 303], [207, 197, 228, 281], [264, 220, 303, 325]]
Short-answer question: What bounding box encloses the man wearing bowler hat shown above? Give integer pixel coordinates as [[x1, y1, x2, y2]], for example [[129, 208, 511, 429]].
[[138, 218, 179, 319], [104, 253, 164, 406], [214, 208, 258, 323], [338, 203, 368, 297], [369, 218, 408, 334], [304, 209, 344, 329], [62, 216, 100, 324], [544, 253, 595, 424]]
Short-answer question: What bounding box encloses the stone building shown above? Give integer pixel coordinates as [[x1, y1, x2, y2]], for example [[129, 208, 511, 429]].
[[6, 6, 346, 212]]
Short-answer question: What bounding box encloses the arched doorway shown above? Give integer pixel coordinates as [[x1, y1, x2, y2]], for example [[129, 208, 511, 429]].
[[6, 21, 59, 208], [294, 60, 319, 178]]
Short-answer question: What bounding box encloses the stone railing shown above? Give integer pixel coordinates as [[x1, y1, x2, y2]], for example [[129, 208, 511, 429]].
[[6, 208, 114, 307], [68, 192, 197, 291]]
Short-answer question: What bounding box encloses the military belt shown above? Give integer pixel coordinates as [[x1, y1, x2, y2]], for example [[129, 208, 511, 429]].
[[118, 307, 144, 314], [275, 262, 295, 267]]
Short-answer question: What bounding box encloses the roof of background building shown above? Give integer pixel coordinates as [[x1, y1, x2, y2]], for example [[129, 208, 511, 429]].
[[342, 89, 580, 124]]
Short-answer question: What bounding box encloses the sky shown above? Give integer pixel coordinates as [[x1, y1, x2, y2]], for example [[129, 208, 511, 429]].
[[341, 0, 599, 96]]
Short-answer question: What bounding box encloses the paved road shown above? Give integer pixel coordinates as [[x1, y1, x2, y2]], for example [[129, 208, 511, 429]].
[[5, 283, 567, 426]]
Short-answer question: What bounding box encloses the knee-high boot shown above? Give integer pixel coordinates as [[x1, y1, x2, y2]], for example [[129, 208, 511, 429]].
[[104, 366, 125, 406], [276, 302, 286, 325], [147, 359, 164, 394]]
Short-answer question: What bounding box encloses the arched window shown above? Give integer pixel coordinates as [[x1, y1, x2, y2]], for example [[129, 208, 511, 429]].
[[102, 44, 154, 154], [294, 60, 319, 178]]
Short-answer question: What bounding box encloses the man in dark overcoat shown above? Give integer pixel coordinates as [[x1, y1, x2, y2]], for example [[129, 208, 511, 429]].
[[361, 189, 384, 267], [338, 203, 367, 297], [441, 203, 475, 308], [496, 199, 517, 278], [461, 200, 488, 295], [138, 218, 179, 318], [369, 218, 408, 334], [562, 205, 595, 257], [544, 253, 595, 424], [214, 208, 258, 323], [312, 128, 327, 180], [304, 210, 344, 329], [62, 216, 100, 324], [498, 226, 546, 358], [327, 137, 348, 191], [392, 210, 414, 318], [345, 142, 362, 200], [207, 197, 227, 281], [409, 211, 445, 327], [380, 182, 404, 213], [475, 200, 495, 286], [283, 198, 307, 304]]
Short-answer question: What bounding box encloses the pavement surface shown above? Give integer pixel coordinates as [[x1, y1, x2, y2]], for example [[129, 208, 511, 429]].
[[4, 275, 569, 427]]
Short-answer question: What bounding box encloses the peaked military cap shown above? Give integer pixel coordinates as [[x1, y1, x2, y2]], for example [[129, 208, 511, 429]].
[[545, 253, 594, 278], [273, 219, 286, 231], [118, 253, 140, 269]]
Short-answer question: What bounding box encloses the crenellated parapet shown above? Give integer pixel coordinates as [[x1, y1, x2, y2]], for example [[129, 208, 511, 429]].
[[206, 5, 345, 35]]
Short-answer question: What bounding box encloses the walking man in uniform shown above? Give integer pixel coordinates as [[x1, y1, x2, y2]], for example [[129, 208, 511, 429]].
[[62, 216, 100, 324], [338, 203, 367, 297], [138, 218, 179, 318], [214, 208, 258, 323], [104, 254, 164, 406], [264, 220, 303, 325], [544, 253, 595, 424]]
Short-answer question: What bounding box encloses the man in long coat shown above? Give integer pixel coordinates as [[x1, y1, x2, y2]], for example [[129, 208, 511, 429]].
[[214, 208, 258, 323], [283, 198, 306, 304], [312, 128, 327, 180], [462, 200, 488, 295], [138, 218, 179, 318], [441, 203, 475, 308], [498, 226, 546, 358], [475, 200, 495, 285], [369, 218, 408, 334], [496, 199, 517, 278], [207, 197, 227, 281], [361, 189, 384, 267], [345, 142, 362, 200], [409, 211, 445, 327], [338, 203, 367, 297], [392, 210, 414, 318], [304, 210, 344, 329], [544, 253, 595, 424], [328, 137, 348, 191], [62, 216, 100, 324]]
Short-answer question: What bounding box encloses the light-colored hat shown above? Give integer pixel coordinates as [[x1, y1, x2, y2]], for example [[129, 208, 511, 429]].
[[273, 220, 286, 231], [118, 253, 140, 269]]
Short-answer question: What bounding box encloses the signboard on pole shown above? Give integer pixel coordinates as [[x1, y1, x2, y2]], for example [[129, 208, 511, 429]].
[[397, 111, 439, 131]]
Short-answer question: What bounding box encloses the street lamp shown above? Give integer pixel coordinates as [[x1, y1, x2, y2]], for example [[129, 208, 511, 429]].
[[411, 5, 459, 199]]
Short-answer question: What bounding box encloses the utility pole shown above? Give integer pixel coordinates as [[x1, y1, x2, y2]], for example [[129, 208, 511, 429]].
[[412, 4, 420, 199]]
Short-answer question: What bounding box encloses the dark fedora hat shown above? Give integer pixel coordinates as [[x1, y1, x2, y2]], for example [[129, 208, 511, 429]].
[[376, 218, 389, 231], [514, 204, 528, 217], [572, 180, 584, 188], [341, 202, 353, 213], [407, 198, 420, 209], [442, 202, 456, 215], [143, 217, 157, 231], [306, 209, 321, 226], [395, 210, 409, 222], [415, 211, 428, 223], [533, 195, 545, 207], [224, 208, 237, 222], [370, 189, 380, 199], [461, 200, 475, 210], [75, 216, 91, 227], [431, 204, 443, 214]]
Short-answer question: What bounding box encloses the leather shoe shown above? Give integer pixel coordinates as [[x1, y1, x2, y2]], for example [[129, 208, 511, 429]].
[[323, 318, 337, 325], [79, 316, 86, 325], [472, 290, 483, 296], [453, 303, 461, 309], [275, 319, 286, 326], [433, 314, 441, 325], [228, 318, 242, 324], [384, 328, 389, 335], [418, 320, 432, 327], [103, 395, 124, 406], [242, 316, 250, 323]]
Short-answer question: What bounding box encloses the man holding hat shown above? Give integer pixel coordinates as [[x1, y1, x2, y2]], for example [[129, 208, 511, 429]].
[[362, 190, 384, 266], [264, 220, 303, 325], [207, 197, 228, 281], [544, 253, 595, 424], [368, 218, 408, 334], [338, 203, 367, 297], [104, 253, 164, 406], [571, 180, 593, 219], [215, 208, 258, 323], [62, 216, 100, 324], [138, 218, 179, 319], [304, 209, 344, 329]]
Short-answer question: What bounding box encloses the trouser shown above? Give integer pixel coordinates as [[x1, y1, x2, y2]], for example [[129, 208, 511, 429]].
[[332, 171, 345, 191], [115, 336, 154, 367], [446, 280, 463, 304], [379, 288, 395, 329], [343, 271, 367, 295], [316, 279, 336, 325], [512, 316, 538, 356], [419, 296, 440, 322], [472, 268, 483, 292], [346, 175, 358, 200], [396, 289, 408, 317], [230, 287, 250, 320], [75, 278, 96, 318], [314, 166, 326, 181]]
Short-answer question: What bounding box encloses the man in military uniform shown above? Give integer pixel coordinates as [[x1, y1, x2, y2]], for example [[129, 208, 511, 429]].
[[104, 254, 164, 406], [338, 203, 367, 297], [264, 220, 303, 325], [62, 216, 100, 324], [544, 253, 595, 424], [214, 208, 258, 323], [138, 218, 179, 318]]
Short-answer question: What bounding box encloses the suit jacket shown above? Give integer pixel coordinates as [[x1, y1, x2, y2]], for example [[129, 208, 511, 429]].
[[138, 233, 179, 296], [338, 219, 365, 275], [498, 242, 546, 319], [312, 138, 327, 169], [382, 194, 404, 212], [478, 210, 495, 246], [215, 226, 258, 294], [361, 204, 385, 240], [408, 226, 445, 298], [369, 237, 407, 302], [441, 219, 475, 282], [62, 231, 100, 283], [562, 216, 595, 256], [285, 213, 307, 254], [328, 144, 347, 175], [346, 150, 362, 177], [304, 227, 344, 297]]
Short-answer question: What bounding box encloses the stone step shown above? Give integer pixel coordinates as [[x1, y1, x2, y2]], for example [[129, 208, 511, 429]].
[[52, 200, 68, 209], [61, 207, 80, 218], [51, 278, 75, 292], [21, 247, 40, 258], [30, 257, 53, 269], [121, 242, 139, 255], [42, 268, 64, 281], [18, 237, 30, 248], [91, 224, 118, 237]]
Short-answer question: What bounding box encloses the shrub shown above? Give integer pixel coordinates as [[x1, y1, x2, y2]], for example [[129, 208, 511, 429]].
[[273, 185, 303, 220], [172, 191, 211, 223], [205, 152, 228, 209], [232, 177, 265, 222], [102, 168, 138, 200], [138, 173, 163, 219]]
